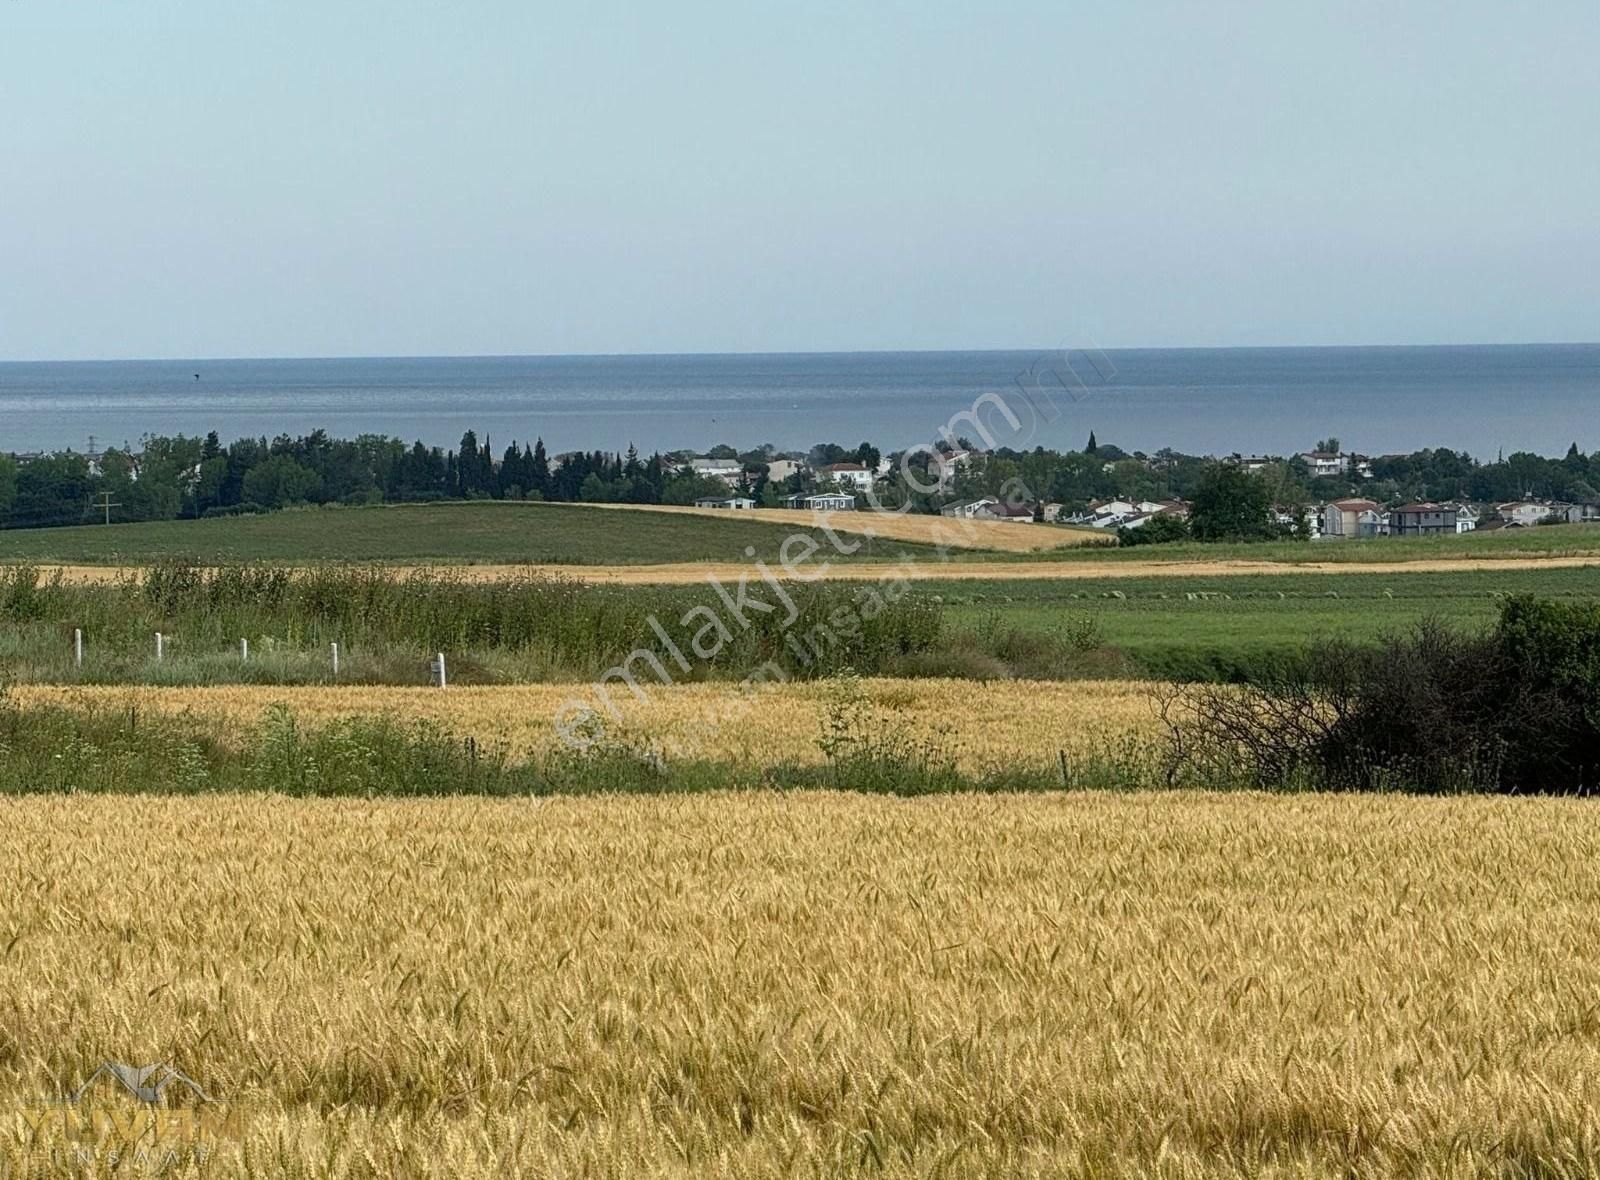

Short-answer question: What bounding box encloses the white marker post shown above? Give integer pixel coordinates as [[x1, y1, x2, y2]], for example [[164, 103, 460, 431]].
[[241, 638, 249, 661], [74, 628, 83, 668], [434, 652, 448, 689], [331, 642, 340, 677], [155, 632, 164, 662]]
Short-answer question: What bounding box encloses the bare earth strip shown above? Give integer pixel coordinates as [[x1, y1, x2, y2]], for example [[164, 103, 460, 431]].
[[12, 679, 1158, 770], [3, 791, 1600, 1176], [30, 553, 1600, 585], [581, 501, 1112, 552]]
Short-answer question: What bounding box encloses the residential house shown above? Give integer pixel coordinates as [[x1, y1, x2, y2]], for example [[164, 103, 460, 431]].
[[1230, 455, 1274, 474], [693, 496, 756, 510], [820, 462, 875, 493], [1271, 505, 1320, 539], [690, 458, 745, 486], [1300, 451, 1349, 478], [924, 449, 976, 492], [1069, 499, 1181, 529], [765, 459, 802, 483], [973, 501, 1035, 524], [1389, 502, 1469, 537], [1565, 503, 1600, 525], [1496, 500, 1563, 528], [1321, 498, 1379, 539], [1068, 499, 1135, 523], [1357, 508, 1388, 538], [1296, 450, 1371, 479], [1116, 511, 1171, 531], [1039, 502, 1065, 523], [940, 497, 998, 519], [785, 492, 856, 512]]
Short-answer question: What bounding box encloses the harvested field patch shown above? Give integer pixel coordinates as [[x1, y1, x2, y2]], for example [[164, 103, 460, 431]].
[[583, 501, 1111, 552], [10, 678, 1157, 771]]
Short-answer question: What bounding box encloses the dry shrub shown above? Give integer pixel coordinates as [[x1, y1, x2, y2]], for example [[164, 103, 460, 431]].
[[1161, 596, 1600, 793]]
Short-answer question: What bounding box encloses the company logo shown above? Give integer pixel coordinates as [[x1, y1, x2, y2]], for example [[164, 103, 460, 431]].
[[70, 1061, 214, 1105], [17, 1060, 244, 1169]]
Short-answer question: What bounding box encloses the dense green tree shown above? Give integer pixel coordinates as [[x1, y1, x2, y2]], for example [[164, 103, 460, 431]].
[[242, 455, 322, 509], [529, 439, 551, 498], [1189, 463, 1275, 541], [0, 455, 17, 523], [11, 454, 93, 527]]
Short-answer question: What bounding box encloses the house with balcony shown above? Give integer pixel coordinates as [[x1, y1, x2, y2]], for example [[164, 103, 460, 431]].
[[819, 462, 875, 493], [1320, 498, 1379, 538], [1389, 502, 1476, 537]]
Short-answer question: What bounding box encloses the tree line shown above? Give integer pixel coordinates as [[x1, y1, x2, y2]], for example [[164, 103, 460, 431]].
[[0, 426, 1596, 532], [0, 431, 746, 529]]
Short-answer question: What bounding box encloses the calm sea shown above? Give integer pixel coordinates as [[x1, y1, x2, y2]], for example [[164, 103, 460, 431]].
[[0, 345, 1595, 459]]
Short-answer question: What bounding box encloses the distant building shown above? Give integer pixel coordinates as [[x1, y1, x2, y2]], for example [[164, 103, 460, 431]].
[[924, 449, 979, 492], [1271, 505, 1320, 538], [820, 462, 875, 493], [1496, 500, 1564, 528], [1067, 499, 1181, 529], [689, 458, 745, 486], [1321, 498, 1379, 539], [973, 501, 1034, 523], [1300, 451, 1349, 478], [1298, 451, 1370, 479], [785, 492, 856, 512], [1390, 502, 1473, 537], [940, 497, 998, 520], [693, 496, 756, 510]]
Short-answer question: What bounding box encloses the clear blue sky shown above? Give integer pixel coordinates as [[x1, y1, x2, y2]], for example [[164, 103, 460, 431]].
[[2, 1, 1596, 360]]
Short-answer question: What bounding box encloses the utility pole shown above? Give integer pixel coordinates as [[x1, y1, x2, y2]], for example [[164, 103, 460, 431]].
[[95, 491, 120, 525]]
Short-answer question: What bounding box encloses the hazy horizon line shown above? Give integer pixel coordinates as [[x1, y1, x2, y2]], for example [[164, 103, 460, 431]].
[[3, 340, 1597, 367]]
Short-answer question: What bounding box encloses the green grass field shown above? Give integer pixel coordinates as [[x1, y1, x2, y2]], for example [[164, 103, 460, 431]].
[[0, 501, 934, 565], [936, 565, 1600, 677], [5, 500, 1595, 568]]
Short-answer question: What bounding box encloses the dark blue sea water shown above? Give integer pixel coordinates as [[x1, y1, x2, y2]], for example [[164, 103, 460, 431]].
[[1, 345, 1595, 459]]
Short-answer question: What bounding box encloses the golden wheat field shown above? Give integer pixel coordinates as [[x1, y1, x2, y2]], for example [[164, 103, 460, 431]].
[[11, 679, 1158, 771], [584, 502, 1113, 553], [4, 791, 1600, 1178]]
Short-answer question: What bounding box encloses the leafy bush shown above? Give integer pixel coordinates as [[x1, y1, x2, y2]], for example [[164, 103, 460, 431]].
[[813, 671, 966, 793], [1116, 513, 1191, 546]]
